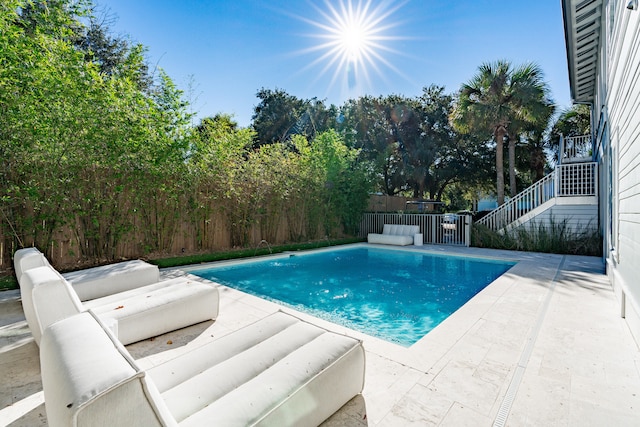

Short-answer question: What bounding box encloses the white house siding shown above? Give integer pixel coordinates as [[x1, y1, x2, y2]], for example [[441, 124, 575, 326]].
[[597, 2, 640, 345], [512, 203, 599, 234]]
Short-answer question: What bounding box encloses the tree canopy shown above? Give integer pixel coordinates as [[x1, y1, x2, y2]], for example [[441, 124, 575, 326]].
[[452, 60, 554, 204], [1, 0, 574, 268]]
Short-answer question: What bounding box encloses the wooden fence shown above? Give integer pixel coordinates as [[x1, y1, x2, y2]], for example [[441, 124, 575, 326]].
[[0, 210, 335, 271]]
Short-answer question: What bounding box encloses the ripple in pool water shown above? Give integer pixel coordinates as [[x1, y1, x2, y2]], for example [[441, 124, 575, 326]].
[[193, 247, 515, 346]]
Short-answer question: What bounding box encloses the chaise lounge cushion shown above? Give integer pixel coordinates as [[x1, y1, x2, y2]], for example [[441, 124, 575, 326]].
[[20, 266, 84, 345], [41, 310, 366, 427], [148, 312, 366, 426], [40, 311, 173, 427], [20, 264, 219, 346], [13, 247, 160, 301], [84, 276, 220, 345], [63, 260, 160, 301]]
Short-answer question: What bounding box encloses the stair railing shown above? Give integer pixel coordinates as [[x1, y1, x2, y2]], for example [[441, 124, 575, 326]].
[[478, 172, 556, 231]]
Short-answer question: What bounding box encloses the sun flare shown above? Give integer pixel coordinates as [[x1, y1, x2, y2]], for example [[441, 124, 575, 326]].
[[330, 3, 374, 61], [298, 0, 406, 97]]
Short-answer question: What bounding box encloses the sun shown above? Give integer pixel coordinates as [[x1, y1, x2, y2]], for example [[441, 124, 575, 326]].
[[297, 0, 407, 97], [329, 2, 374, 62]]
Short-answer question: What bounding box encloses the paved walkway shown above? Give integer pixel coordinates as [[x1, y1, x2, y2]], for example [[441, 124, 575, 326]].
[[1, 246, 639, 426]]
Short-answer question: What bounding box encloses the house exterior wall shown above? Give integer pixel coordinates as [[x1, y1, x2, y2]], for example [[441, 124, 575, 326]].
[[594, 1, 640, 345], [515, 203, 599, 233], [507, 198, 598, 234]]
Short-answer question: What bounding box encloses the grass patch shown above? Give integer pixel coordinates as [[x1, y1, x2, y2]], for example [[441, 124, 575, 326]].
[[149, 237, 365, 268], [472, 217, 602, 256]]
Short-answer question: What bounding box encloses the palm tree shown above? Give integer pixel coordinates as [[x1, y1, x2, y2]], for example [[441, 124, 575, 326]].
[[504, 63, 553, 196], [452, 60, 552, 204], [549, 104, 591, 163]]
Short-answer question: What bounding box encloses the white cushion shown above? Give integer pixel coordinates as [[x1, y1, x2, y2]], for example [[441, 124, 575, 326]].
[[368, 224, 420, 245], [40, 311, 365, 427], [382, 224, 420, 236], [20, 266, 83, 345], [40, 311, 174, 427], [13, 247, 50, 282], [148, 312, 366, 427], [63, 260, 160, 301], [86, 277, 219, 345], [368, 233, 414, 245], [19, 264, 219, 346], [14, 246, 161, 302]]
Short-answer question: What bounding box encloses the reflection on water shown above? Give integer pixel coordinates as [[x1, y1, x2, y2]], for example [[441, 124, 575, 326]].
[[194, 247, 514, 346]]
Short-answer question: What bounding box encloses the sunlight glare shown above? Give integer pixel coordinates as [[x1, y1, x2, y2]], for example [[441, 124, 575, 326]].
[[298, 0, 407, 98]]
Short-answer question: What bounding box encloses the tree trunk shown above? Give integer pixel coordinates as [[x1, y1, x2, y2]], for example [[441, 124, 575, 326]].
[[509, 136, 517, 197], [495, 126, 506, 205], [530, 147, 546, 181]]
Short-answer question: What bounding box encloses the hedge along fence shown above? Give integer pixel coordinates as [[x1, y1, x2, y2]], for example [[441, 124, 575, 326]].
[[0, 196, 343, 270], [0, 131, 370, 271], [0, 6, 370, 274]]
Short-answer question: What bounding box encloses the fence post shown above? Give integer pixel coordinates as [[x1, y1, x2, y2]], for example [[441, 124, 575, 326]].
[[594, 163, 598, 198], [465, 215, 471, 247], [431, 217, 436, 245]]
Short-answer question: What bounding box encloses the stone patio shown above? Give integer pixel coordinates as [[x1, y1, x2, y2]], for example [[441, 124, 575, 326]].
[[1, 246, 639, 426]]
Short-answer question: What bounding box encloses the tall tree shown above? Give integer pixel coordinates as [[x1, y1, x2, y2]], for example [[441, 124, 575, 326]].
[[452, 60, 554, 204], [251, 88, 336, 146], [452, 61, 510, 205], [339, 95, 408, 195], [339, 89, 480, 201], [503, 63, 554, 195], [72, 11, 153, 91]]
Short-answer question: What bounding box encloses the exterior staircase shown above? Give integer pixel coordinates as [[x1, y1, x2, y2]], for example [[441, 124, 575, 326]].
[[478, 135, 598, 232]]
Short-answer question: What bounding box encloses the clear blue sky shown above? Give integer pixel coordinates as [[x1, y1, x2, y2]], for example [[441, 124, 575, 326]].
[[96, 0, 572, 127]]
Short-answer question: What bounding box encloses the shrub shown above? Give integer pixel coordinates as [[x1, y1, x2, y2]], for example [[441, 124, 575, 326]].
[[472, 217, 601, 256]]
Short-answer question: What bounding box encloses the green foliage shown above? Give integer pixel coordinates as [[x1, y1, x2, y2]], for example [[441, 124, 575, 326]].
[[1, 0, 193, 260], [549, 104, 591, 162], [251, 88, 337, 146], [453, 60, 554, 204], [0, 275, 18, 292], [338, 88, 483, 201], [472, 219, 602, 256], [189, 121, 370, 247]]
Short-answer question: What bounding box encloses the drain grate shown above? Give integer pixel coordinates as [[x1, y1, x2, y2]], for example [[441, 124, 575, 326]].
[[492, 255, 566, 427]]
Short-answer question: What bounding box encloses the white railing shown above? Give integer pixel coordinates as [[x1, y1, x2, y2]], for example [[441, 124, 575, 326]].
[[478, 161, 598, 231], [559, 134, 592, 164], [477, 172, 556, 231], [359, 213, 472, 247], [557, 162, 598, 197]]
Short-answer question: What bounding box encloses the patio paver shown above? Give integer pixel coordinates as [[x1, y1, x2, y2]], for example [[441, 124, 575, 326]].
[[1, 246, 639, 426]]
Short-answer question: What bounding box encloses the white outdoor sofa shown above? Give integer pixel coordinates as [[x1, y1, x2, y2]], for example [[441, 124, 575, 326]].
[[14, 248, 219, 346], [367, 224, 420, 246], [41, 310, 366, 426]]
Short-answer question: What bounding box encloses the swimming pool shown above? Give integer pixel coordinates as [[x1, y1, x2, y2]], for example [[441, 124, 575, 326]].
[[191, 246, 515, 346]]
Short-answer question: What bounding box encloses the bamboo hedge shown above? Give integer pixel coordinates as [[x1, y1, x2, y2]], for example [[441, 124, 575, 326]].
[[0, 2, 372, 270]]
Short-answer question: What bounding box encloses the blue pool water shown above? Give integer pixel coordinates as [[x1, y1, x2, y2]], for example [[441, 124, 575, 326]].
[[192, 247, 515, 346]]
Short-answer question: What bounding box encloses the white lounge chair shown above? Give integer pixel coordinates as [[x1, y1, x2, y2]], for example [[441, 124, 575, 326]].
[[14, 248, 219, 345], [40, 310, 366, 426], [14, 247, 160, 300]]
